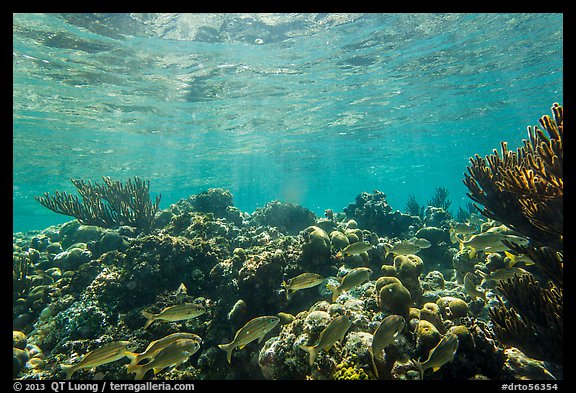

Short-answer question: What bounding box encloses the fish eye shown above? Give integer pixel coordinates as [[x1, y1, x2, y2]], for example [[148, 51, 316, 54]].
[[127, 343, 138, 351]]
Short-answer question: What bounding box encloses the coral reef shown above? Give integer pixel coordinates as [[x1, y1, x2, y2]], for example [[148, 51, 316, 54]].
[[14, 182, 562, 381], [427, 187, 452, 212], [344, 190, 421, 238], [250, 200, 317, 235]]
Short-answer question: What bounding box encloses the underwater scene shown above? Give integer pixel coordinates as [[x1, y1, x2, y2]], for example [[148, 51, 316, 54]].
[[13, 13, 563, 382]]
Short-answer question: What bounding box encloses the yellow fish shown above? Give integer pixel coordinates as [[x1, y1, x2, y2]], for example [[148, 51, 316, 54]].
[[125, 332, 202, 373], [384, 241, 421, 258], [219, 316, 280, 364], [174, 283, 188, 304], [300, 315, 352, 365], [477, 267, 530, 285], [504, 251, 536, 267], [411, 238, 431, 249], [450, 222, 478, 234], [61, 341, 136, 380], [336, 241, 372, 258], [463, 273, 486, 301], [466, 213, 485, 227], [327, 267, 372, 302], [129, 338, 201, 380], [456, 230, 528, 257], [414, 333, 459, 379], [282, 273, 324, 298], [370, 315, 405, 377], [142, 303, 206, 329]]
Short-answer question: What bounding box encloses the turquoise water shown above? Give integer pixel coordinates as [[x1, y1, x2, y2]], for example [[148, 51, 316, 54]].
[[13, 13, 563, 233]]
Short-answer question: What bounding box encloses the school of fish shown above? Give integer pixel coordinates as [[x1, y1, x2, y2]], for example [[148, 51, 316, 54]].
[[59, 218, 534, 380]]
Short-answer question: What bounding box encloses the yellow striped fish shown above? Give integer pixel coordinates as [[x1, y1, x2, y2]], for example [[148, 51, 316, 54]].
[[61, 341, 136, 380], [327, 267, 372, 301], [337, 241, 372, 258], [129, 338, 201, 380], [219, 316, 280, 364], [125, 332, 202, 373], [414, 333, 459, 379], [300, 315, 352, 365], [370, 315, 405, 377], [141, 303, 206, 329], [282, 273, 324, 298], [463, 273, 486, 301]]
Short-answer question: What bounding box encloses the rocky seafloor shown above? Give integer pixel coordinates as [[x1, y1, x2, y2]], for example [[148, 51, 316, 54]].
[[13, 189, 559, 380]]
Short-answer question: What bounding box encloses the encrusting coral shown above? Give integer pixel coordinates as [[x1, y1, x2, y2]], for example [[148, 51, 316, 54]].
[[35, 176, 161, 234]]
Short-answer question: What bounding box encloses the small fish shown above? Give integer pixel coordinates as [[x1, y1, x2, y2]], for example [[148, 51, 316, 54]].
[[450, 222, 478, 235], [142, 303, 206, 329], [218, 316, 280, 364], [463, 273, 486, 301], [61, 341, 136, 380], [476, 267, 530, 285], [384, 241, 421, 258], [300, 315, 352, 365], [174, 283, 188, 304], [411, 238, 431, 249], [370, 315, 405, 377], [371, 315, 405, 358], [125, 332, 202, 373], [414, 333, 459, 379], [504, 251, 536, 267], [485, 224, 518, 235], [336, 241, 372, 258], [282, 273, 324, 298], [466, 213, 486, 227], [327, 267, 372, 302], [129, 338, 201, 380], [456, 231, 504, 251], [482, 235, 529, 254]]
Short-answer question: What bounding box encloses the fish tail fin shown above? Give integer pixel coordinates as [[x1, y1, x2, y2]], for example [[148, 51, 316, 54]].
[[281, 281, 291, 299], [125, 353, 141, 374], [475, 270, 488, 286], [504, 251, 517, 267], [299, 344, 318, 366], [218, 343, 234, 364], [60, 364, 76, 380], [368, 348, 379, 378], [454, 233, 465, 251], [132, 365, 147, 381], [412, 359, 424, 380], [141, 311, 154, 329], [126, 361, 137, 375], [326, 284, 340, 302]]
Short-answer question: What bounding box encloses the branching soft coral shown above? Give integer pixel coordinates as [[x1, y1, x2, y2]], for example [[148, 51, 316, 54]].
[[464, 103, 563, 253]]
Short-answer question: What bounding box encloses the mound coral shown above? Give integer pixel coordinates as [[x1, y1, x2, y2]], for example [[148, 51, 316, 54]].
[[344, 190, 421, 238]]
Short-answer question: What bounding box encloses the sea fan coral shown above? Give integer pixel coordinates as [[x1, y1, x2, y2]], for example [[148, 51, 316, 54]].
[[463, 103, 563, 371], [463, 103, 563, 253], [35, 176, 161, 233]]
